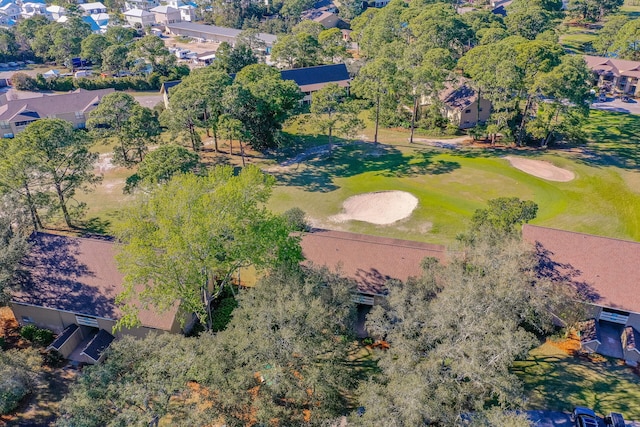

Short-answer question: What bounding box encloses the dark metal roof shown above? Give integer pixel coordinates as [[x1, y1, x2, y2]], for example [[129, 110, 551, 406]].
[[49, 323, 79, 350], [280, 63, 349, 88], [160, 80, 181, 94], [81, 329, 114, 362]]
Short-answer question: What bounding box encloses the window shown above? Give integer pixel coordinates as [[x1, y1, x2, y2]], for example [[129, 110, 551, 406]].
[[75, 315, 99, 327], [464, 109, 471, 114], [75, 111, 84, 119], [15, 120, 35, 127], [478, 107, 483, 112], [0, 121, 9, 129], [3, 133, 14, 138]]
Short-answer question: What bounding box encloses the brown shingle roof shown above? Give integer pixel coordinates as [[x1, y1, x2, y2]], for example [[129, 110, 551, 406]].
[[0, 88, 114, 123], [583, 55, 640, 79], [300, 229, 447, 295], [12, 232, 177, 331], [438, 81, 478, 111], [522, 224, 640, 315]]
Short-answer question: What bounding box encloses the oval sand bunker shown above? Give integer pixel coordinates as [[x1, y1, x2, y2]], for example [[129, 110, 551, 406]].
[[504, 156, 575, 182], [330, 191, 418, 225]]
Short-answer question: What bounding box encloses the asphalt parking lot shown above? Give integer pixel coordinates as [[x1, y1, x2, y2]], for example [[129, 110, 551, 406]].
[[591, 96, 640, 115]]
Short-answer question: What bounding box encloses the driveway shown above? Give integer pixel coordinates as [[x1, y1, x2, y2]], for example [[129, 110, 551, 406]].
[[132, 92, 163, 109], [527, 411, 640, 427], [591, 96, 640, 115]]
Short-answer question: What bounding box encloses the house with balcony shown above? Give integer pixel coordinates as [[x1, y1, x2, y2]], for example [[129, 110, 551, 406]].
[[523, 224, 640, 366], [0, 88, 113, 138], [0, 0, 21, 22], [124, 7, 155, 26], [584, 55, 640, 97], [150, 4, 181, 25], [79, 1, 107, 14], [11, 232, 183, 364]]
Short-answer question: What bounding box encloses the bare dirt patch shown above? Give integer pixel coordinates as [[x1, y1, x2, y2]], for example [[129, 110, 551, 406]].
[[95, 153, 116, 173], [504, 156, 575, 182], [330, 191, 418, 225]]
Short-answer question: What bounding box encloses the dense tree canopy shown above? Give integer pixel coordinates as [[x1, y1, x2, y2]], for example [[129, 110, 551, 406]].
[[356, 199, 581, 425], [115, 166, 303, 331]]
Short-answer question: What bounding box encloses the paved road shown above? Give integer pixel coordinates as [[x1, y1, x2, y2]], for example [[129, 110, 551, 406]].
[[591, 96, 640, 115], [527, 411, 640, 427]]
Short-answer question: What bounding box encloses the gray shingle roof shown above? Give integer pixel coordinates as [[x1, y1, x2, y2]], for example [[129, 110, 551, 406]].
[[0, 88, 114, 122], [166, 22, 277, 45]]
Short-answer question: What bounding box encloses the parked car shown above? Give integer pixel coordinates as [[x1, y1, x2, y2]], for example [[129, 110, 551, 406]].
[[572, 407, 599, 427], [7, 62, 17, 67], [621, 96, 632, 103], [605, 412, 625, 427]]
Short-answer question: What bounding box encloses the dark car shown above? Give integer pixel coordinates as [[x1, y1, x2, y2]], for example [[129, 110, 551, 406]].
[[621, 96, 632, 103], [605, 412, 625, 427], [572, 407, 599, 427]]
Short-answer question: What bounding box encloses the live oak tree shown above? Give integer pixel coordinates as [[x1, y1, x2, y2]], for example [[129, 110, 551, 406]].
[[58, 266, 356, 426], [123, 144, 200, 194], [17, 119, 100, 228], [87, 92, 161, 167], [57, 334, 207, 427], [0, 348, 41, 415], [356, 198, 580, 426], [310, 83, 363, 154], [223, 64, 302, 151], [198, 266, 358, 426], [114, 166, 303, 331]]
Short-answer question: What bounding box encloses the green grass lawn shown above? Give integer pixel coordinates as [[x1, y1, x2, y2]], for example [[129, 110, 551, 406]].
[[559, 26, 597, 55], [75, 109, 640, 245], [513, 342, 640, 419], [268, 137, 640, 245]]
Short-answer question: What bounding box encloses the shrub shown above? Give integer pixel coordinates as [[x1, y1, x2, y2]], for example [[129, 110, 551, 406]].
[[32, 328, 54, 347], [11, 72, 37, 91], [19, 324, 38, 341], [283, 207, 309, 232], [362, 337, 374, 346], [20, 325, 54, 347]]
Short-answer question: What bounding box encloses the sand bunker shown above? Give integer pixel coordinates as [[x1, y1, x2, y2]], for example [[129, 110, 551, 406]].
[[330, 191, 418, 225], [504, 156, 575, 182]]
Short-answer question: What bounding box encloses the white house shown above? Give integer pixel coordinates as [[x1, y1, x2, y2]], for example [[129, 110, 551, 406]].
[[45, 4, 65, 20], [150, 4, 180, 25], [79, 1, 107, 15], [124, 8, 155, 26], [21, 1, 48, 19], [178, 4, 195, 21], [125, 0, 159, 11], [0, 1, 21, 21]]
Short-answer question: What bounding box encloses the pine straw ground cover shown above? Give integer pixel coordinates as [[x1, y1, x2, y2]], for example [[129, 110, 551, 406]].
[[513, 332, 640, 419]]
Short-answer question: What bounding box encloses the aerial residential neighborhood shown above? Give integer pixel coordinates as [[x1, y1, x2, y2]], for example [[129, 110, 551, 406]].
[[0, 0, 640, 425]]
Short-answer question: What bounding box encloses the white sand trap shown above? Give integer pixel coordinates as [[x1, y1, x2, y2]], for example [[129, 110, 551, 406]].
[[330, 191, 418, 225], [504, 156, 575, 182]]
